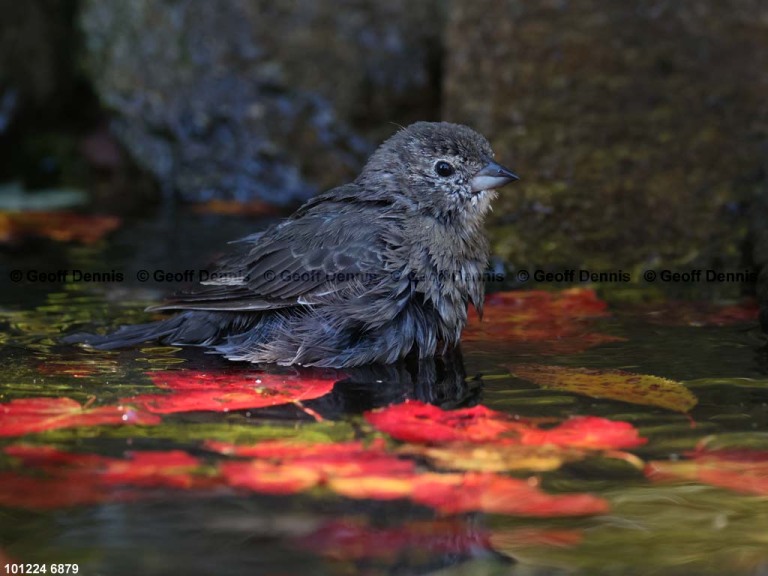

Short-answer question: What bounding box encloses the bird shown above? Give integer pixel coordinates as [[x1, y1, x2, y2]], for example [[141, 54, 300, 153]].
[[64, 122, 518, 367]]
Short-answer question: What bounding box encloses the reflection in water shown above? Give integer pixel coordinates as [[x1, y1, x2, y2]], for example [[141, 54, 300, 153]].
[[314, 349, 481, 417]]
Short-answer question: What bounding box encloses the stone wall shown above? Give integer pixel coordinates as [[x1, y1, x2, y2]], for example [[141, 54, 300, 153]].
[[444, 0, 768, 271]]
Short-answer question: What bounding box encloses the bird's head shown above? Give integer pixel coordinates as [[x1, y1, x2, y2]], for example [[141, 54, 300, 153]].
[[358, 121, 518, 223]]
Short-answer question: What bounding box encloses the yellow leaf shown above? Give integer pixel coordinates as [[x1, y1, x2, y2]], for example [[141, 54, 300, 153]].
[[509, 364, 697, 413]]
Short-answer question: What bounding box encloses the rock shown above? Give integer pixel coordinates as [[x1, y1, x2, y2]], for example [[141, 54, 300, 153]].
[[444, 0, 768, 276], [80, 0, 443, 204]]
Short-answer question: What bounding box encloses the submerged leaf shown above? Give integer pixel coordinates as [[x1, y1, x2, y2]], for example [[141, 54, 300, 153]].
[[510, 364, 697, 413], [127, 370, 336, 414], [0, 397, 161, 437]]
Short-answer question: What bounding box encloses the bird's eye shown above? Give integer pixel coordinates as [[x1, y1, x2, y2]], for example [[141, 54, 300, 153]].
[[434, 161, 455, 178]]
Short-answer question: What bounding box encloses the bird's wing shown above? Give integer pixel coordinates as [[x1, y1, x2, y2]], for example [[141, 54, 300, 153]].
[[149, 198, 399, 312]]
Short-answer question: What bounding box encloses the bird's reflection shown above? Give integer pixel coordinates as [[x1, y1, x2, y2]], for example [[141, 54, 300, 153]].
[[313, 348, 481, 417], [98, 345, 481, 422]]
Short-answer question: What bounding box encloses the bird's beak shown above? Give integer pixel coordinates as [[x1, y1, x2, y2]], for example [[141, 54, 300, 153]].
[[470, 160, 519, 193]]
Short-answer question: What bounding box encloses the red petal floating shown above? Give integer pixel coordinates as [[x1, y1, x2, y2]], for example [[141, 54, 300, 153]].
[[0, 397, 161, 437], [463, 288, 624, 355], [128, 370, 336, 414]]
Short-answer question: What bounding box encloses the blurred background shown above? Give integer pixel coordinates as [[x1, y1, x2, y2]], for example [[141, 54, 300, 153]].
[[0, 0, 766, 297]]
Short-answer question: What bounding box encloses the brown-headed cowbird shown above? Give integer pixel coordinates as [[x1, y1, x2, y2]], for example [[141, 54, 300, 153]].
[[65, 122, 518, 367]]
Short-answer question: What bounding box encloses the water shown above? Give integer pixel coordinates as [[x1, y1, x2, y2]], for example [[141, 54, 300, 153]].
[[1, 209, 766, 576]]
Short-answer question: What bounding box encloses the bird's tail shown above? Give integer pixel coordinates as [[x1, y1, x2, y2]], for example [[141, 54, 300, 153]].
[[61, 315, 190, 350]]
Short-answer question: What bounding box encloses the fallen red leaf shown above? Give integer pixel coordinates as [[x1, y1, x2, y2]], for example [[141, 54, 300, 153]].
[[365, 400, 644, 451], [463, 288, 624, 354], [519, 416, 647, 450], [0, 397, 161, 437], [127, 370, 336, 414], [364, 400, 525, 444]]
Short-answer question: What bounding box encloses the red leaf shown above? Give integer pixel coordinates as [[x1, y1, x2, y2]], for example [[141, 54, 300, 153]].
[[364, 400, 524, 444], [463, 288, 624, 355], [366, 401, 645, 452], [519, 416, 647, 450], [127, 369, 336, 414], [0, 397, 161, 437]]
